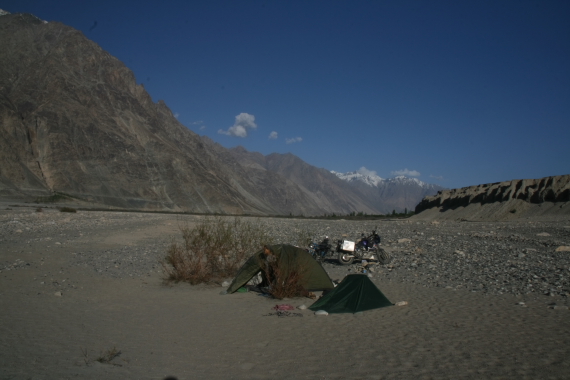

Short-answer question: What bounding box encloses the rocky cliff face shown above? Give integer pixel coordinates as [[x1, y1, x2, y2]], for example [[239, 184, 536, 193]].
[[414, 175, 570, 220], [0, 12, 386, 215]]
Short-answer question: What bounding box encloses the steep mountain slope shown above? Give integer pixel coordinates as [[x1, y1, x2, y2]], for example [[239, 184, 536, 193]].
[[0, 12, 304, 214], [0, 11, 388, 216]]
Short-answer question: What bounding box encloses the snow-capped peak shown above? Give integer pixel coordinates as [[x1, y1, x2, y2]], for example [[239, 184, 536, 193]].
[[0, 9, 11, 16], [332, 170, 440, 190], [389, 176, 425, 186], [331, 170, 384, 187]]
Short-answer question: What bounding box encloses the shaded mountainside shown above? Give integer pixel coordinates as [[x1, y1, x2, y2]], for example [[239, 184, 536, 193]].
[[226, 145, 379, 214], [0, 12, 386, 215], [413, 175, 570, 221]]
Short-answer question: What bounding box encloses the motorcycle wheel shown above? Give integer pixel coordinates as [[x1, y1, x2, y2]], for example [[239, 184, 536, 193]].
[[377, 248, 392, 264], [338, 251, 354, 265]]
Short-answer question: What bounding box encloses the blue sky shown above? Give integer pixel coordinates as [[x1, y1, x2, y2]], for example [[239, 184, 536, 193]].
[[3, 0, 569, 189]]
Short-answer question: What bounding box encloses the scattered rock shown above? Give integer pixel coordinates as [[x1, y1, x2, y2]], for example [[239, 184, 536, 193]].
[[54, 291, 62, 297], [297, 304, 307, 310], [397, 238, 411, 244], [555, 246, 570, 252], [395, 301, 408, 306], [537, 232, 551, 237]]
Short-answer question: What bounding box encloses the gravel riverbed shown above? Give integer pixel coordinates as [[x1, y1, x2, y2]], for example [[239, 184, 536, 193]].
[[2, 206, 569, 302]]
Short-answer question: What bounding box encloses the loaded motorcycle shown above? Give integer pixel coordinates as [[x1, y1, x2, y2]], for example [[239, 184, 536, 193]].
[[307, 236, 333, 262], [336, 229, 391, 265]]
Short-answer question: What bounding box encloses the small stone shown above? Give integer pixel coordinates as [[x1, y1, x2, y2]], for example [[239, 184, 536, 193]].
[[395, 301, 408, 306], [55, 242, 61, 245], [314, 310, 329, 316], [549, 305, 569, 310], [54, 291, 62, 297], [555, 246, 570, 252], [397, 238, 411, 244], [297, 304, 307, 310], [537, 232, 550, 237]]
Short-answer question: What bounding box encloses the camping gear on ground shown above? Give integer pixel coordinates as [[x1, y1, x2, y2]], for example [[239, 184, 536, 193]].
[[225, 244, 334, 294], [308, 274, 393, 314], [336, 229, 391, 265]]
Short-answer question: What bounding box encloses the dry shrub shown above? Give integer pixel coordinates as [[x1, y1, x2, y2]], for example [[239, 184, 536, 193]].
[[162, 216, 273, 285], [262, 254, 309, 299]]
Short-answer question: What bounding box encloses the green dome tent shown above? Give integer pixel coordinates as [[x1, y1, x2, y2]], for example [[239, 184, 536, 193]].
[[226, 244, 334, 294], [309, 274, 393, 313]]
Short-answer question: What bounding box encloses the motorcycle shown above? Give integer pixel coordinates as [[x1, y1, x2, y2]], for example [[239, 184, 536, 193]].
[[336, 229, 391, 265], [307, 237, 333, 262]]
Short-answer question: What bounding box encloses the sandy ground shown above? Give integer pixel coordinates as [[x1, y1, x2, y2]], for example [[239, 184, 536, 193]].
[[1, 205, 569, 380]]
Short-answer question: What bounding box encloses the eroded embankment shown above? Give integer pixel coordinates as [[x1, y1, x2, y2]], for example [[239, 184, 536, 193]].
[[414, 175, 570, 221]]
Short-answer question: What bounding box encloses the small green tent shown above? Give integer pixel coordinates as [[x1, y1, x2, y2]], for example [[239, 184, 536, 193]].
[[309, 274, 393, 313], [226, 244, 334, 294]]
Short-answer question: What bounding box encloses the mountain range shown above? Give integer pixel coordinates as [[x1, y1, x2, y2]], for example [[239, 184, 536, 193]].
[[0, 10, 444, 215]]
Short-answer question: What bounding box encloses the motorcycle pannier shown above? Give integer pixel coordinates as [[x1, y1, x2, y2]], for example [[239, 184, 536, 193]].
[[342, 240, 355, 251]]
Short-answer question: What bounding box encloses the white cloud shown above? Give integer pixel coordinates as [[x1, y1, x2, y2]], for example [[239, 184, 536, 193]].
[[285, 137, 303, 144], [391, 168, 421, 177], [268, 131, 278, 139], [357, 167, 378, 177], [189, 120, 206, 130], [218, 113, 257, 137], [430, 174, 443, 180]]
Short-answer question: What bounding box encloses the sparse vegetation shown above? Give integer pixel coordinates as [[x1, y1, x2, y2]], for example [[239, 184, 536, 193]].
[[81, 346, 123, 366], [36, 207, 43, 212], [162, 216, 274, 284], [96, 346, 121, 364], [59, 207, 77, 213], [262, 254, 309, 299]]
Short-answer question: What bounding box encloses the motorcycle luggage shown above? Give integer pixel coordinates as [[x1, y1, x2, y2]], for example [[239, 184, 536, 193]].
[[341, 240, 355, 251]]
